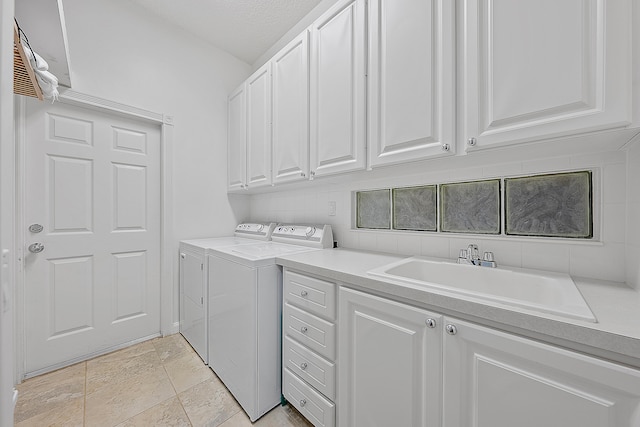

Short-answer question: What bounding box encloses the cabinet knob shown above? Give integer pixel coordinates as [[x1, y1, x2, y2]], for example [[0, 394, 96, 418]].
[[299, 399, 307, 407], [300, 362, 308, 370], [425, 318, 437, 328], [300, 172, 306, 177], [441, 144, 450, 152], [445, 324, 458, 335], [300, 326, 308, 334], [180, 253, 186, 259], [309, 171, 315, 181], [300, 290, 308, 297], [467, 137, 477, 147]]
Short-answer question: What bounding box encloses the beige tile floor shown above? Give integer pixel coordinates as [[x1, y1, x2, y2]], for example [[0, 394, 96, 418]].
[[14, 334, 313, 427]]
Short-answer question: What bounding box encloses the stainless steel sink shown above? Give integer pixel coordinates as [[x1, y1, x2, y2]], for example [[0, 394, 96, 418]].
[[368, 256, 596, 322]]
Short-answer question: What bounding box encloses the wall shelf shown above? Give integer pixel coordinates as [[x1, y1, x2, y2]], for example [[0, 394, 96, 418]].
[[13, 21, 43, 101]]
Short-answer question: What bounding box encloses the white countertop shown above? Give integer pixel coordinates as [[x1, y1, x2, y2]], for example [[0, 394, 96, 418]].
[[276, 248, 640, 369]]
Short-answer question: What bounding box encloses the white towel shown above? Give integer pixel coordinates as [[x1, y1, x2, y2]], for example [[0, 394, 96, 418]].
[[21, 42, 48, 71], [20, 40, 59, 101], [35, 71, 59, 101]]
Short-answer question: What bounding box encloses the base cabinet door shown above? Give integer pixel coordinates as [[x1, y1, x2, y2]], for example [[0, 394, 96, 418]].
[[179, 250, 206, 362], [338, 287, 442, 427], [442, 318, 640, 427]]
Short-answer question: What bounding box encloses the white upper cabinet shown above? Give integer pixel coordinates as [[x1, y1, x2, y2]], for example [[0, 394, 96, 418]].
[[309, 0, 367, 178], [227, 83, 246, 191], [246, 63, 272, 188], [462, 0, 633, 151], [368, 0, 456, 168], [272, 31, 310, 184]]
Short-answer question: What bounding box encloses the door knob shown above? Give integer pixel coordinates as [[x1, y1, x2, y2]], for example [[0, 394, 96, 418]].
[[28, 224, 43, 233], [28, 243, 45, 254]]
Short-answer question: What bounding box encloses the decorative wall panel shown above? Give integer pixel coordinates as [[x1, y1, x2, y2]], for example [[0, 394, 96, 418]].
[[440, 180, 501, 234], [356, 189, 390, 229], [392, 186, 437, 231], [505, 171, 592, 238]]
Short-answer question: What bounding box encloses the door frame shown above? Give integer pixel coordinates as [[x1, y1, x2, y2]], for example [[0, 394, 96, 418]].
[[14, 89, 175, 381]]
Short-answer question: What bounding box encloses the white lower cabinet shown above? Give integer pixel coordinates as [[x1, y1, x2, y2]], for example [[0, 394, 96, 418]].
[[442, 318, 640, 427], [283, 269, 337, 427], [284, 270, 640, 427], [338, 287, 443, 427]]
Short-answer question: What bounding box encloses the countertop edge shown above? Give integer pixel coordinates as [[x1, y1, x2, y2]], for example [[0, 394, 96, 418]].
[[276, 251, 640, 369]]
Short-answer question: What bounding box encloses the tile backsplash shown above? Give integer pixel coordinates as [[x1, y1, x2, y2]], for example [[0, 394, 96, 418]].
[[249, 147, 633, 285]]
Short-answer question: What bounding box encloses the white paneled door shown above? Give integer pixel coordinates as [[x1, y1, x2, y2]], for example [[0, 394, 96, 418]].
[[23, 99, 161, 374]]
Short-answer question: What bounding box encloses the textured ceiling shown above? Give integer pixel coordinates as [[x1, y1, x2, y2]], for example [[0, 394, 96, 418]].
[[130, 0, 322, 64]]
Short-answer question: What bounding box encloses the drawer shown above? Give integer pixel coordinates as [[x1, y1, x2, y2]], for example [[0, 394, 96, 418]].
[[284, 368, 335, 427], [284, 336, 336, 400], [284, 303, 336, 361], [284, 270, 336, 320]]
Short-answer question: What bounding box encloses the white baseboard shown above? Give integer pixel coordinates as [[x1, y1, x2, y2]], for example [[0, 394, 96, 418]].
[[23, 333, 161, 380]]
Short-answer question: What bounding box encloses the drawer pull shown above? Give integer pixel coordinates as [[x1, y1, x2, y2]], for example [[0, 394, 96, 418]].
[[300, 290, 308, 297], [300, 326, 308, 334], [300, 399, 307, 407], [300, 362, 308, 370]]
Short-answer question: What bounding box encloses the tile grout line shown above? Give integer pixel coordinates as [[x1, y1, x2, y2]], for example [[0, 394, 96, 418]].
[[155, 337, 195, 427], [83, 361, 87, 427]]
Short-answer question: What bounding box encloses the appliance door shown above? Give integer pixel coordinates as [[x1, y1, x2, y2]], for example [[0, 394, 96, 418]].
[[179, 248, 207, 362], [208, 255, 257, 417]]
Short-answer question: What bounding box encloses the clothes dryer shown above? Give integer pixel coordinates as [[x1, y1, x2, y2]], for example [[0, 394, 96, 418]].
[[179, 223, 275, 363], [207, 224, 333, 421]]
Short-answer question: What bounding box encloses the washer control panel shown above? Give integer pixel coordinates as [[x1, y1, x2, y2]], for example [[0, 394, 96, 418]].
[[272, 224, 333, 248], [234, 223, 276, 239]]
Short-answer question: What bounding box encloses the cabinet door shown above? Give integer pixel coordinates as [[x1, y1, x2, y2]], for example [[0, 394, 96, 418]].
[[309, 0, 366, 178], [368, 0, 455, 167], [272, 31, 310, 184], [443, 318, 640, 427], [246, 63, 272, 188], [179, 251, 206, 362], [463, 0, 632, 151], [338, 287, 442, 427], [227, 83, 246, 191]]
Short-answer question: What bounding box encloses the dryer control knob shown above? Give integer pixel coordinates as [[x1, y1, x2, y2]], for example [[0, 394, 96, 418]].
[[257, 224, 264, 232], [305, 226, 316, 238]]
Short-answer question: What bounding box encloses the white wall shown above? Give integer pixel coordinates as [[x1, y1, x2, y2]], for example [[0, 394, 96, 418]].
[[61, 0, 252, 327], [251, 0, 338, 71], [250, 140, 631, 285], [0, 0, 15, 424], [626, 138, 640, 289]]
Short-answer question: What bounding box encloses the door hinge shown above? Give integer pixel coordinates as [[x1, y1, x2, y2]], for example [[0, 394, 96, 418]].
[[201, 263, 204, 270], [201, 297, 204, 305]]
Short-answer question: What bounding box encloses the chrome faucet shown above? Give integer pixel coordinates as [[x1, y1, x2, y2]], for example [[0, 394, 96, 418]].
[[457, 244, 497, 268]]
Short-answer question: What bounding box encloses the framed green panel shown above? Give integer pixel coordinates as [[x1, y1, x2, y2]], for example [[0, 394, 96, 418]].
[[392, 185, 437, 231], [356, 189, 391, 229], [440, 179, 501, 234], [505, 171, 592, 238]]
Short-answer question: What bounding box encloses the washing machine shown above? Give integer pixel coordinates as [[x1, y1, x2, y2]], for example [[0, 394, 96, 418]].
[[207, 224, 333, 421], [179, 223, 275, 363]]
